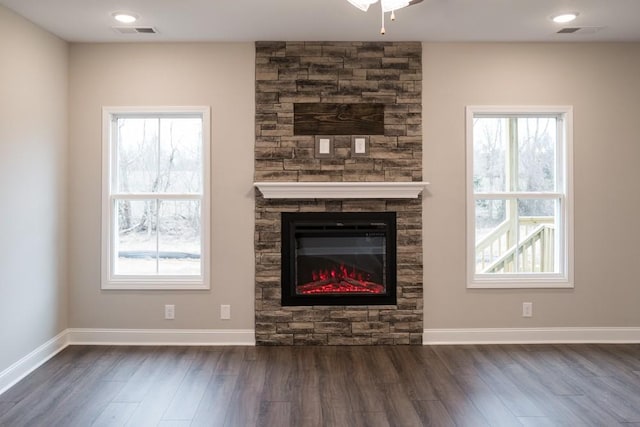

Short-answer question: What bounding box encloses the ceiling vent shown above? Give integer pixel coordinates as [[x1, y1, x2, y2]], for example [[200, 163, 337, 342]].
[[557, 26, 604, 34], [112, 26, 158, 34]]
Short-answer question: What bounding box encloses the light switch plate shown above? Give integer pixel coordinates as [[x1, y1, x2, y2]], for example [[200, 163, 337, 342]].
[[319, 138, 331, 154], [314, 135, 334, 158], [351, 135, 369, 157]]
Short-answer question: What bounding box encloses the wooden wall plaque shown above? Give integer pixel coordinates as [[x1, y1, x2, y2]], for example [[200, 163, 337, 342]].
[[293, 103, 384, 136]]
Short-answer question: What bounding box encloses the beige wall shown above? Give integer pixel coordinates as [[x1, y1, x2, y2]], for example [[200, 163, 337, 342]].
[[68, 42, 640, 333], [68, 43, 255, 329], [0, 6, 68, 372], [422, 43, 640, 329]]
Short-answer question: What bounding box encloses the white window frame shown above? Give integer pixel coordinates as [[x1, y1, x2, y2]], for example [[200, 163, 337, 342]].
[[101, 106, 211, 290], [466, 106, 574, 289]]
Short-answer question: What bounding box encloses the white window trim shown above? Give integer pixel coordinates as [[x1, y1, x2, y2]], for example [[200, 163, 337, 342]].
[[466, 105, 574, 289], [101, 106, 211, 290]]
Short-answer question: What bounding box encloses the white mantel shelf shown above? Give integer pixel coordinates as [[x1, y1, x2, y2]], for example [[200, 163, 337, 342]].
[[254, 181, 429, 199]]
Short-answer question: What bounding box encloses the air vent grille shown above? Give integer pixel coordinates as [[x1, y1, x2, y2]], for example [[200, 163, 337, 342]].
[[112, 27, 158, 34], [557, 26, 604, 34]]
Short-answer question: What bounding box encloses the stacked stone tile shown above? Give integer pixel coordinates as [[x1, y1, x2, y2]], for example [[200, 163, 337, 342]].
[[255, 41, 423, 345]]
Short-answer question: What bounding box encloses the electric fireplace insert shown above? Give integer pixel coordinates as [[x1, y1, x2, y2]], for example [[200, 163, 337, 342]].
[[281, 212, 396, 306]]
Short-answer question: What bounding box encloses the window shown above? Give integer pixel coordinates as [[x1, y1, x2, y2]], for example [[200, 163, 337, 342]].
[[466, 106, 573, 288], [102, 107, 210, 290]]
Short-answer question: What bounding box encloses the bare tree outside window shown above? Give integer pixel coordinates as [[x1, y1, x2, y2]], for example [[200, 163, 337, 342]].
[[113, 116, 203, 277]]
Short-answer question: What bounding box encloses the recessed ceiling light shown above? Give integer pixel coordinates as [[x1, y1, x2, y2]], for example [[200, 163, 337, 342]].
[[112, 12, 138, 24], [552, 13, 578, 24]]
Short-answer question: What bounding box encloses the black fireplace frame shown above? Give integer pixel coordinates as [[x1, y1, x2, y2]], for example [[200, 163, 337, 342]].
[[281, 211, 397, 306]]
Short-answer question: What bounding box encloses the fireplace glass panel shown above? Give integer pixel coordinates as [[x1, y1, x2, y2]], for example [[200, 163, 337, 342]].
[[296, 235, 386, 295], [281, 212, 396, 306]]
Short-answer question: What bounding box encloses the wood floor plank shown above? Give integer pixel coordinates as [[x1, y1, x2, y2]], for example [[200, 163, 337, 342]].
[[554, 344, 620, 377], [124, 347, 196, 427], [577, 375, 640, 422], [356, 411, 392, 427], [110, 345, 172, 403], [315, 347, 359, 426], [562, 394, 624, 426], [161, 349, 221, 421], [261, 346, 296, 402], [157, 421, 192, 427], [478, 345, 590, 424], [452, 373, 523, 427], [377, 382, 424, 426], [257, 401, 291, 427], [0, 402, 15, 418], [190, 374, 238, 427], [412, 400, 457, 427], [290, 384, 323, 427], [101, 346, 155, 382], [61, 380, 127, 427], [213, 346, 247, 376], [289, 349, 323, 427], [316, 347, 357, 410], [468, 345, 546, 417], [320, 403, 356, 427], [501, 344, 583, 396], [387, 346, 438, 401], [223, 356, 267, 427], [418, 349, 491, 426], [500, 362, 597, 425], [35, 347, 128, 426], [517, 416, 559, 427], [433, 345, 483, 376], [595, 344, 640, 372], [365, 346, 402, 385], [92, 401, 138, 427]]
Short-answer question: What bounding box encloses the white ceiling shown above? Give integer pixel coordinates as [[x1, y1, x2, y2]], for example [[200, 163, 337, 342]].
[[1, 0, 639, 43]]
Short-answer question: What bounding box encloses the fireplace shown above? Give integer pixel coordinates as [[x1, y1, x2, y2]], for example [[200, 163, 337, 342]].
[[281, 212, 396, 306], [255, 41, 423, 345]]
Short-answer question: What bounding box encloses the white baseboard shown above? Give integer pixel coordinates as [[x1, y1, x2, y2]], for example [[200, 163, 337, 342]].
[[67, 328, 256, 346], [0, 328, 255, 397], [423, 327, 640, 345], [0, 330, 69, 396]]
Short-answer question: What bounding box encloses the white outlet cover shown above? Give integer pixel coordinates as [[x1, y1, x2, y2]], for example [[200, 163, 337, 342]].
[[354, 138, 366, 153], [165, 304, 175, 319], [221, 304, 231, 320]]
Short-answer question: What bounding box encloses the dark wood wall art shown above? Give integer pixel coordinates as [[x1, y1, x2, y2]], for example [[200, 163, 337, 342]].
[[293, 103, 385, 136]]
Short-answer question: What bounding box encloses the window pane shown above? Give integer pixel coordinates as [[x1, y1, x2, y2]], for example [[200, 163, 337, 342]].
[[517, 117, 556, 192], [117, 118, 159, 193], [475, 199, 512, 274], [159, 118, 203, 194], [158, 200, 201, 275], [517, 199, 557, 273], [115, 199, 157, 275], [473, 117, 508, 192]]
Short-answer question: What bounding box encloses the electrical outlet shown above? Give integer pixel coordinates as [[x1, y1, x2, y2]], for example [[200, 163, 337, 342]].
[[165, 304, 175, 320], [220, 304, 231, 320], [522, 302, 533, 318]]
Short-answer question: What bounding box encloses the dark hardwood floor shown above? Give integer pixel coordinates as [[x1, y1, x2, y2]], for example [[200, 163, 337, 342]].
[[1, 344, 640, 426]]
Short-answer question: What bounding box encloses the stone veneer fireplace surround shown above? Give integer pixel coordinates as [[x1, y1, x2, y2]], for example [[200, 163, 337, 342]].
[[254, 41, 424, 345]]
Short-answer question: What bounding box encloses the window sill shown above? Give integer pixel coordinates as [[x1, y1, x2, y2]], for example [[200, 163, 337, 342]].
[[102, 281, 209, 291], [468, 279, 574, 289]]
